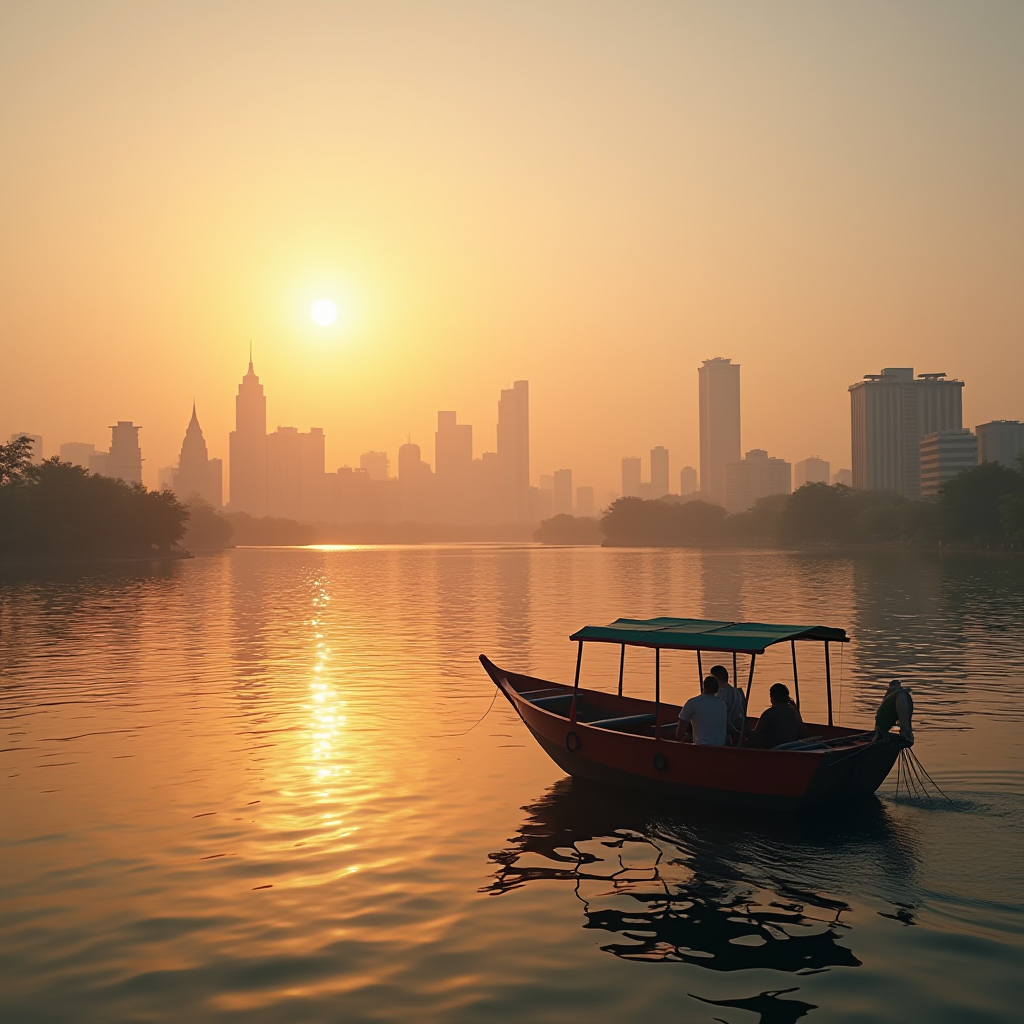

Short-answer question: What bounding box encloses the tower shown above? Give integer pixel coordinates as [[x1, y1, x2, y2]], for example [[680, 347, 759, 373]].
[[849, 368, 964, 498], [497, 380, 530, 521], [698, 357, 741, 506], [174, 403, 222, 506], [229, 351, 267, 514]]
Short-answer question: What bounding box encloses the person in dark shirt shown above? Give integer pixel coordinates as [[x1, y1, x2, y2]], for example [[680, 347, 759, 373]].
[[751, 683, 803, 749]]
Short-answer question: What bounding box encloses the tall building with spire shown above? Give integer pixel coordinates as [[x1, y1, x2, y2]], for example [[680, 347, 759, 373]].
[[172, 403, 222, 507], [229, 351, 267, 514]]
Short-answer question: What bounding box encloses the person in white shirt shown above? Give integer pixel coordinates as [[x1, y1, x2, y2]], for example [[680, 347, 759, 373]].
[[710, 663, 746, 743], [677, 675, 728, 746]]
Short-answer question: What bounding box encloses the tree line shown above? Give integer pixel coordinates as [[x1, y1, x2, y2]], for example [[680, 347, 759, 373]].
[[538, 456, 1024, 548], [0, 437, 189, 559]]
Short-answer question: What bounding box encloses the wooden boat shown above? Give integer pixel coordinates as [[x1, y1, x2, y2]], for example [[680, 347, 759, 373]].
[[480, 617, 904, 811]]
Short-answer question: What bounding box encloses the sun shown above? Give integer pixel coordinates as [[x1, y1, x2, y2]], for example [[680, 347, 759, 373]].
[[310, 299, 337, 326]]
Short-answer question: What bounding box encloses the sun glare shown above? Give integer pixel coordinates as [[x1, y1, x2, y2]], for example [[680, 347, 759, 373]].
[[310, 299, 338, 326]]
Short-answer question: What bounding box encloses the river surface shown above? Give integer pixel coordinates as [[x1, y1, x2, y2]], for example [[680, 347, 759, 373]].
[[2, 546, 1022, 1023]]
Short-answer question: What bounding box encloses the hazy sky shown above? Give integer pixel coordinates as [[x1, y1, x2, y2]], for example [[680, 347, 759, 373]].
[[2, 1, 1021, 494]]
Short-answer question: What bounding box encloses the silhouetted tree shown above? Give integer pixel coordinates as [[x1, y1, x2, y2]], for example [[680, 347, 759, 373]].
[[937, 461, 1023, 544], [0, 436, 33, 485], [601, 497, 727, 546], [181, 496, 234, 550], [535, 514, 602, 545], [0, 457, 188, 558]]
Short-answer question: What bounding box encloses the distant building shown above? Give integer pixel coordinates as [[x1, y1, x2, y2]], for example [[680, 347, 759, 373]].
[[679, 466, 698, 496], [650, 446, 670, 498], [849, 368, 964, 499], [266, 426, 324, 521], [59, 441, 95, 468], [360, 451, 390, 481], [832, 468, 853, 487], [576, 486, 596, 518], [435, 411, 473, 522], [976, 420, 1024, 469], [89, 422, 142, 484], [170, 404, 222, 507], [531, 485, 553, 521], [229, 354, 268, 514], [699, 357, 741, 505], [158, 465, 177, 491], [539, 474, 554, 492], [9, 432, 43, 463], [725, 449, 791, 513], [553, 469, 573, 515], [398, 441, 434, 521], [621, 457, 641, 498], [794, 456, 830, 489], [920, 430, 978, 497], [497, 380, 530, 522]]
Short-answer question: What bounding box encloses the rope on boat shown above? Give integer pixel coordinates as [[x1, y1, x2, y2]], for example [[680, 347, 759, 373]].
[[894, 746, 954, 805], [442, 685, 499, 738]]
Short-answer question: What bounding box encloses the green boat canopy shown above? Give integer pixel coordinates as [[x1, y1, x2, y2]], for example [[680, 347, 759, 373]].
[[569, 617, 849, 655]]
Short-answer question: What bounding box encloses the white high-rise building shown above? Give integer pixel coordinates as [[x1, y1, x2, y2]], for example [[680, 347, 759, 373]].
[[229, 353, 268, 514], [849, 368, 964, 498], [920, 430, 978, 497]]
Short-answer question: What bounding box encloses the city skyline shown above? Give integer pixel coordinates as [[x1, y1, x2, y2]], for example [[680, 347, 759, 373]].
[[21, 351, 1023, 523], [2, 5, 1020, 498]]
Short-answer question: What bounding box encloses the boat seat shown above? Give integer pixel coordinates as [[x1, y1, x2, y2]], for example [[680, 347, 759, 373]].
[[588, 713, 657, 732], [519, 688, 566, 700], [529, 693, 574, 709]]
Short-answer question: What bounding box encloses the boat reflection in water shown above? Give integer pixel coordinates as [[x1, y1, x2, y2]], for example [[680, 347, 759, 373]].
[[484, 778, 918, 1023]]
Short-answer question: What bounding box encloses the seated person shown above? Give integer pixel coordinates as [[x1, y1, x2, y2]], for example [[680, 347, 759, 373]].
[[751, 683, 803, 749], [710, 664, 747, 742], [677, 675, 727, 746]]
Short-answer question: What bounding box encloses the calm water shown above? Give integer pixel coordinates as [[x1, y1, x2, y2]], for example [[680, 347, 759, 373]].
[[2, 546, 1023, 1023]]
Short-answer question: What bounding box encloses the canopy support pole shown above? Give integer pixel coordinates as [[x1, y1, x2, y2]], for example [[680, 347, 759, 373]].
[[618, 644, 625, 697], [824, 641, 833, 726], [570, 640, 583, 724], [732, 651, 737, 687], [655, 648, 661, 740], [791, 640, 800, 711], [738, 654, 757, 747], [697, 649, 703, 686]]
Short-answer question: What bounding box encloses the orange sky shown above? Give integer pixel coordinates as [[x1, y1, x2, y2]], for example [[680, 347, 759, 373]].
[[2, 1, 1021, 495]]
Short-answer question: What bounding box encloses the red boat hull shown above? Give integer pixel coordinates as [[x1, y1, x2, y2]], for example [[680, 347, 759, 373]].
[[481, 655, 901, 811]]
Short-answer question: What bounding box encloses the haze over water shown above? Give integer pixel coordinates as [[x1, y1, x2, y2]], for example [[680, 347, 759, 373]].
[[2, 546, 1022, 1022]]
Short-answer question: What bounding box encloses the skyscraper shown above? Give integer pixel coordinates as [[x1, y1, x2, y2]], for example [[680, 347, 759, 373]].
[[398, 441, 434, 521], [698, 357, 741, 506], [435, 411, 473, 522], [266, 426, 324, 521], [650, 446, 669, 498], [497, 380, 529, 521], [92, 421, 142, 484], [679, 466, 698, 496], [229, 354, 267, 514], [621, 457, 641, 498], [553, 469, 573, 515], [849, 368, 964, 498], [172, 403, 222, 506]]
